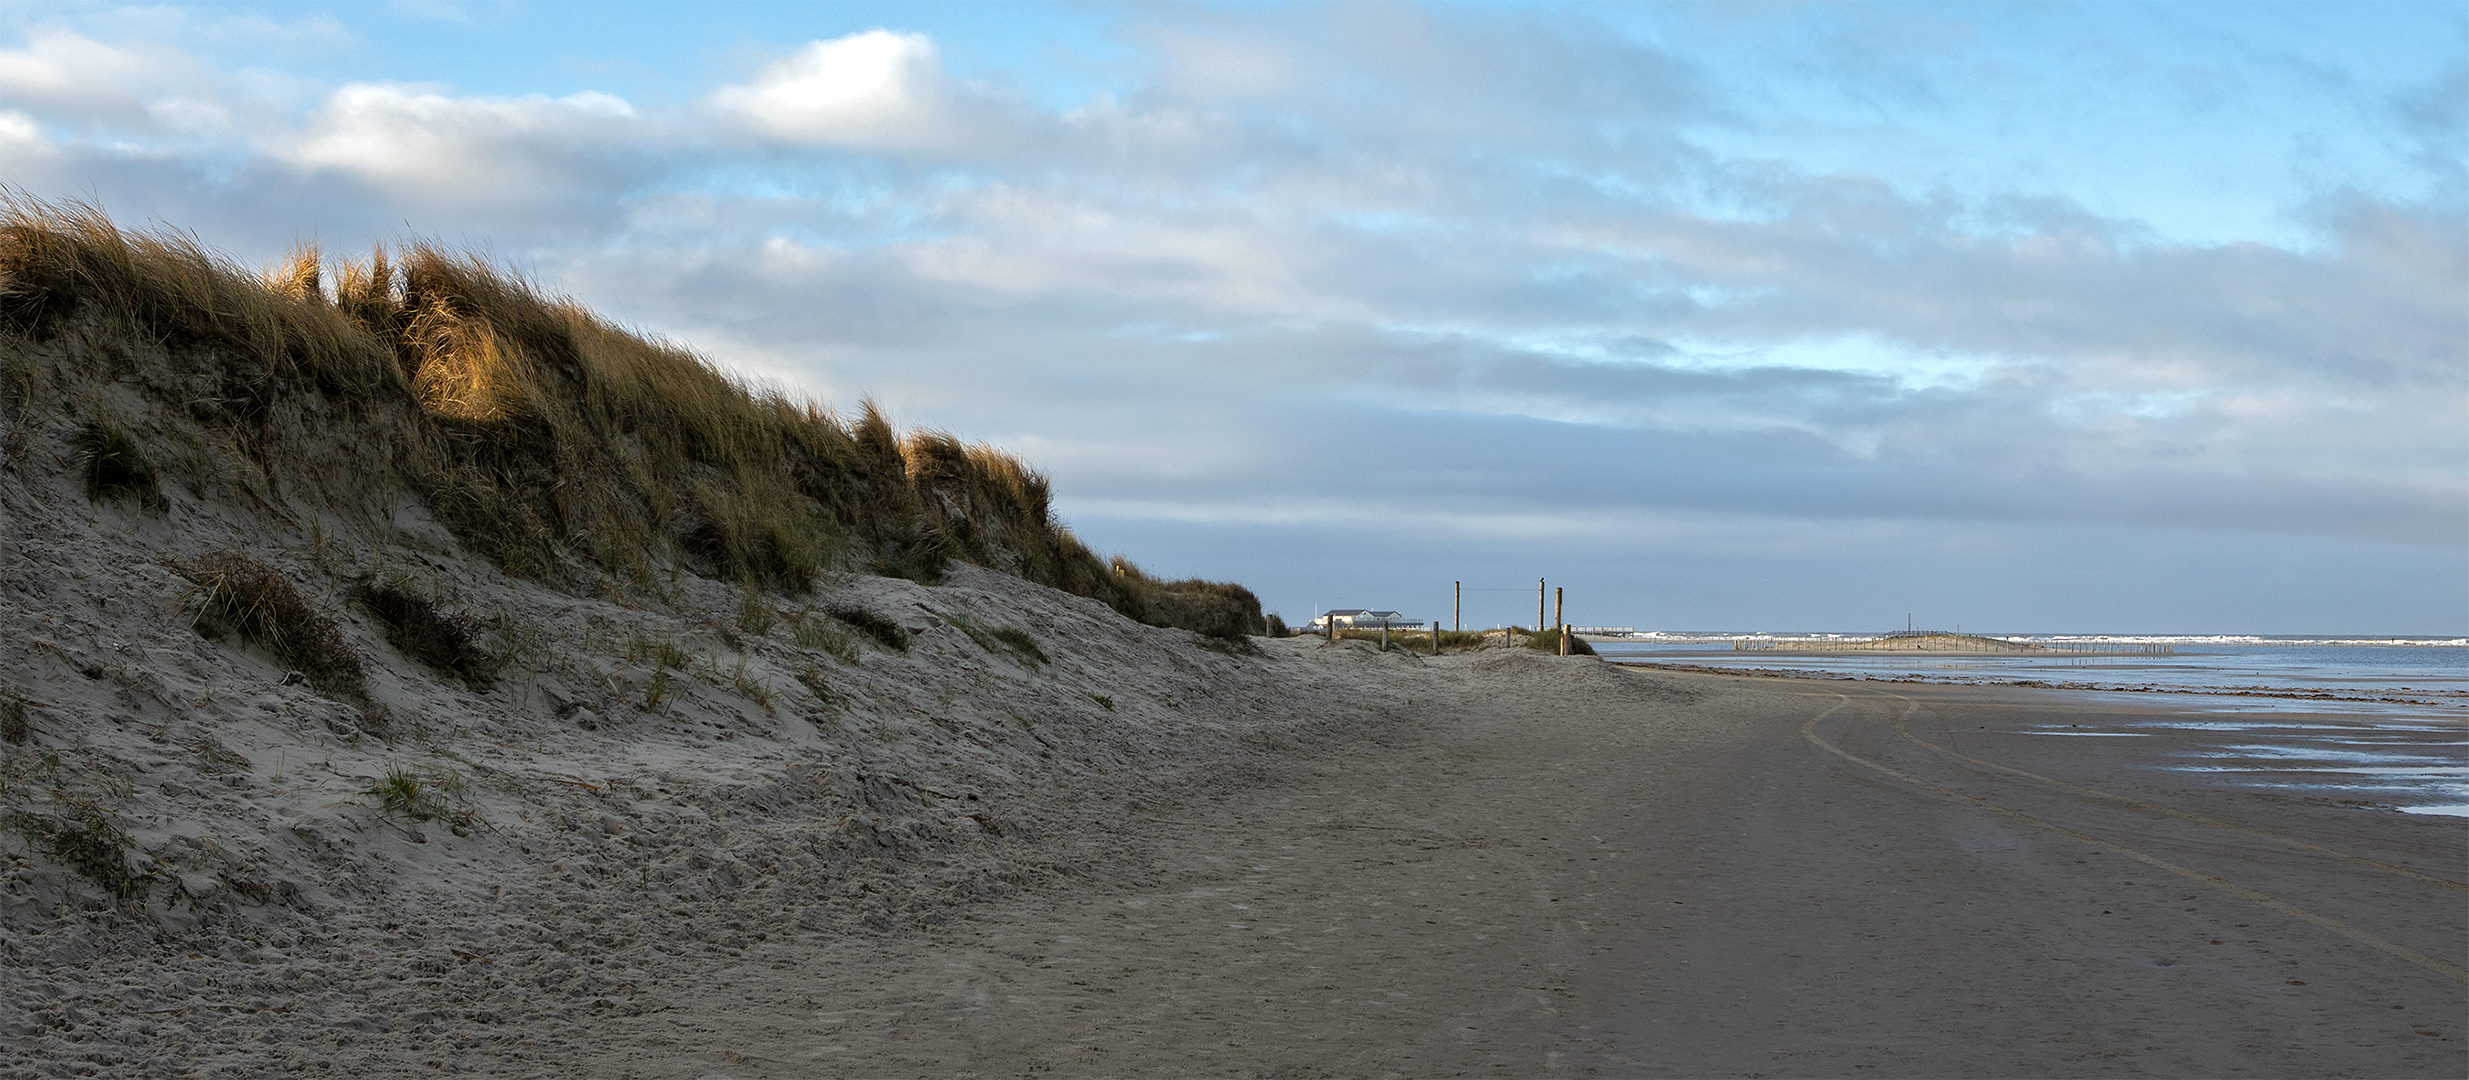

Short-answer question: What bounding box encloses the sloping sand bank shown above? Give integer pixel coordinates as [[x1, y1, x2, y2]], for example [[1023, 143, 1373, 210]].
[[564, 656, 2463, 1077]]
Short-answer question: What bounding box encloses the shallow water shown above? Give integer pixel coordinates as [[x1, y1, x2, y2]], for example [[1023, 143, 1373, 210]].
[[1595, 638, 2468, 699], [1598, 637, 2469, 818]]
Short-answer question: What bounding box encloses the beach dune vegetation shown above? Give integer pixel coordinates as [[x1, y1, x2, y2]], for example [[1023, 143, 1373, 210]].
[[0, 196, 1263, 637]]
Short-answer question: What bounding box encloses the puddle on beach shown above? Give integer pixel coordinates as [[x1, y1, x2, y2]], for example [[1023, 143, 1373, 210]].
[[2018, 729, 2151, 736], [2157, 731, 2468, 816], [2012, 693, 2469, 818], [2204, 743, 2465, 766]]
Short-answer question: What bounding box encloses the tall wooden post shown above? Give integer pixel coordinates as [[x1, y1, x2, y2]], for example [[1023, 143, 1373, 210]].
[[1453, 581, 1461, 632], [1556, 587, 1568, 655], [1431, 620, 1440, 657], [1327, 609, 1336, 643], [1537, 578, 1546, 634]]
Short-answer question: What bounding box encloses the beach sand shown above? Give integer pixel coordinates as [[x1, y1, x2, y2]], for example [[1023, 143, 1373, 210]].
[[7, 614, 2462, 1076], [548, 653, 2467, 1077]]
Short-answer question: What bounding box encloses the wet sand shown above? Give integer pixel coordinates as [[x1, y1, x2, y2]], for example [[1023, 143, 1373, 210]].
[[567, 652, 2466, 1077]]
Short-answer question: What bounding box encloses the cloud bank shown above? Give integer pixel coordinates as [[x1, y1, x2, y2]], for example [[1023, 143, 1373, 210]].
[[1, 4, 2459, 631]]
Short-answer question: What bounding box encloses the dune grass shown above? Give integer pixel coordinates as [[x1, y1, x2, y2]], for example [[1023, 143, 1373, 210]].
[[351, 576, 500, 690], [0, 196, 1262, 637], [176, 551, 370, 706], [1523, 628, 1597, 656], [69, 414, 160, 506]]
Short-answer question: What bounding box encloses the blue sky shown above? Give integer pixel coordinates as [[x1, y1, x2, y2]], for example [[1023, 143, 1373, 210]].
[[3, 1, 2462, 633]]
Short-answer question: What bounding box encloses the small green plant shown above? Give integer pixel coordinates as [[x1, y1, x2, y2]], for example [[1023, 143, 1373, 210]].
[[828, 605, 909, 652], [69, 415, 161, 507], [366, 765, 450, 821], [177, 552, 369, 706], [736, 587, 779, 637], [1088, 693, 1114, 711]]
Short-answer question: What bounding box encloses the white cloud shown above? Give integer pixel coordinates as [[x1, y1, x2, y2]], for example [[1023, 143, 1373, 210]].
[[0, 108, 48, 158], [0, 27, 209, 129], [708, 30, 961, 152], [283, 83, 641, 206]]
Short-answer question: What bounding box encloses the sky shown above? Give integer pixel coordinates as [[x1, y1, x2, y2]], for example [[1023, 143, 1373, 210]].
[[1, 1, 2462, 634]]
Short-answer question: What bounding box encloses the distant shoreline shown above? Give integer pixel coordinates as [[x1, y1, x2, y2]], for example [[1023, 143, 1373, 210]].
[[1601, 658, 2469, 709], [1581, 634, 2469, 647]]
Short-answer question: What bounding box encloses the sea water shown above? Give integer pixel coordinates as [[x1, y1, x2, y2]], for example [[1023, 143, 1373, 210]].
[[1594, 635, 2469, 817]]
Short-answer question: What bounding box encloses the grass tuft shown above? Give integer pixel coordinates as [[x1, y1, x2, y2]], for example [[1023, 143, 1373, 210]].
[[352, 577, 499, 689], [736, 587, 779, 637], [643, 667, 671, 712], [991, 626, 1048, 667], [69, 415, 160, 506], [788, 608, 858, 663], [177, 551, 369, 705], [1524, 628, 1597, 656], [944, 612, 1048, 668], [625, 631, 692, 670], [828, 605, 909, 652], [8, 806, 145, 902], [365, 765, 466, 826]]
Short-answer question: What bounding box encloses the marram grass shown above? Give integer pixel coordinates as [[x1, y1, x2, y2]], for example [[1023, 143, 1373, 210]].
[[0, 195, 1261, 638]]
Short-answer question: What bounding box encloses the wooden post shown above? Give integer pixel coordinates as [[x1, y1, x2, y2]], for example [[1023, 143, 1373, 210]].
[[1327, 610, 1335, 643], [1557, 586, 1569, 656], [1453, 581, 1461, 632], [1430, 620, 1440, 657], [1537, 578, 1546, 636], [1380, 617, 1390, 652]]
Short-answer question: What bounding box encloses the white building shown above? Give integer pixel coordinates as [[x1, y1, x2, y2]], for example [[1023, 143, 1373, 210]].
[[1308, 608, 1421, 631]]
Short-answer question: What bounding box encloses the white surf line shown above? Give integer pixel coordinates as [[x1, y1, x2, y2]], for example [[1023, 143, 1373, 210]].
[[1885, 695, 2468, 894], [1802, 695, 2467, 985]]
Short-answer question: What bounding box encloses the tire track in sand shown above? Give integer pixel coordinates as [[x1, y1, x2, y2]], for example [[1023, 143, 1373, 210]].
[[1801, 694, 2467, 984]]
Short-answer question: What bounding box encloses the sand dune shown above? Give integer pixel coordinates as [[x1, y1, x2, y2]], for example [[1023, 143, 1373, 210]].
[[7, 552, 2461, 1077]]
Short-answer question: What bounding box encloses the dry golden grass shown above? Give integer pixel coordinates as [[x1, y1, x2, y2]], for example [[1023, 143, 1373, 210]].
[[0, 195, 1262, 636]]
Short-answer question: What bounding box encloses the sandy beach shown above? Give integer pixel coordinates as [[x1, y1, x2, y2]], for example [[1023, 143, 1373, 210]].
[[566, 653, 2462, 1079], [16, 610, 2458, 1077]]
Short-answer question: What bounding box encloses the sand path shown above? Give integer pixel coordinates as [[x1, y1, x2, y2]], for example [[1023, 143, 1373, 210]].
[[564, 654, 2464, 1078]]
